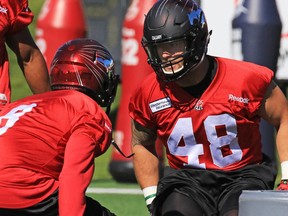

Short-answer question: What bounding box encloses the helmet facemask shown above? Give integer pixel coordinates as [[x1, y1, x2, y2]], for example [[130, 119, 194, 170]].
[[143, 35, 208, 82], [97, 67, 119, 114]]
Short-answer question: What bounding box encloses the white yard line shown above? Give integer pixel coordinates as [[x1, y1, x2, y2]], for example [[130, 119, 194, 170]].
[[87, 187, 142, 195]]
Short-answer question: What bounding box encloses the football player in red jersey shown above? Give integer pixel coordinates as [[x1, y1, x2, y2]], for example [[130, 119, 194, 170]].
[[0, 38, 119, 216], [0, 0, 50, 108], [129, 0, 288, 215]]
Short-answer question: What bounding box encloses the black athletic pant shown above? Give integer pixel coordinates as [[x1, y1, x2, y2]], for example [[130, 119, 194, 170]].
[[152, 156, 276, 216], [0, 190, 116, 216]]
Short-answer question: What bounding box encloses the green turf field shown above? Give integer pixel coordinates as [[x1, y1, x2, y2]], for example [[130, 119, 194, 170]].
[[8, 1, 281, 216], [89, 193, 147, 216]]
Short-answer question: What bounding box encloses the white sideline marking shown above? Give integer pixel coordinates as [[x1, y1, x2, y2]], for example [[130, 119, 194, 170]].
[[87, 187, 142, 195]]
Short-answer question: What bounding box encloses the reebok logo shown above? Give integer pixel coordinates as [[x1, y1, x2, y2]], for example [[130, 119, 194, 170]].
[[228, 94, 249, 104], [0, 6, 8, 14]]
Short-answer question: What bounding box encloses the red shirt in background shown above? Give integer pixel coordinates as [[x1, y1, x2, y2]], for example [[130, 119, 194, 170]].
[[0, 0, 33, 105]]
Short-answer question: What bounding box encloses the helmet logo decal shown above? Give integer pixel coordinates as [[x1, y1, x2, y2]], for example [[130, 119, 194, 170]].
[[188, 8, 205, 26], [152, 35, 163, 40], [94, 56, 114, 68]]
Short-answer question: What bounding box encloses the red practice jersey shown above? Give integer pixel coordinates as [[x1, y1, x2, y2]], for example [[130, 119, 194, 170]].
[[0, 90, 112, 215], [129, 57, 273, 171], [0, 0, 33, 105]]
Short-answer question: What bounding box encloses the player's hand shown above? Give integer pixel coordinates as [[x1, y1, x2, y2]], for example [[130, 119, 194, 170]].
[[276, 180, 288, 190]]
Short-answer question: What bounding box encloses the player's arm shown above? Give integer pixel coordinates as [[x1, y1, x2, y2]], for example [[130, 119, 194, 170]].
[[6, 27, 51, 93], [258, 80, 288, 189], [131, 120, 159, 208], [59, 132, 96, 215]]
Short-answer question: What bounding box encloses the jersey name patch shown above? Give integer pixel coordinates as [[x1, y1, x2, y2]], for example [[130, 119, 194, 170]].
[[149, 97, 172, 113]]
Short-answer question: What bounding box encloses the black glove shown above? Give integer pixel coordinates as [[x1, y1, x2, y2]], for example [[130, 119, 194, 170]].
[[147, 204, 153, 215]]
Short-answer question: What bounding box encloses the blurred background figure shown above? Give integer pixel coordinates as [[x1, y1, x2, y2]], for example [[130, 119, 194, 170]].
[[35, 0, 86, 70], [110, 0, 159, 183]]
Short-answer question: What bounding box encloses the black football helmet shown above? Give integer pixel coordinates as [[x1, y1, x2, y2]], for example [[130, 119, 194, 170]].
[[142, 0, 211, 82], [50, 38, 119, 113]]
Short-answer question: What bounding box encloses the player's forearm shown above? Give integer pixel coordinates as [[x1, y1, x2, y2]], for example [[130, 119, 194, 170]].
[[275, 120, 288, 183], [133, 144, 159, 188], [133, 144, 159, 208], [276, 122, 288, 163], [10, 27, 51, 93], [23, 49, 51, 93]]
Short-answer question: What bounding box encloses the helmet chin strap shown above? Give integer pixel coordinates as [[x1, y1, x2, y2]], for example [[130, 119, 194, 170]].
[[111, 140, 134, 158], [163, 65, 184, 74], [105, 105, 111, 115]]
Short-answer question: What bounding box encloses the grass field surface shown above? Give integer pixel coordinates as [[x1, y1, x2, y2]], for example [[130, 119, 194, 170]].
[[89, 193, 147, 216]]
